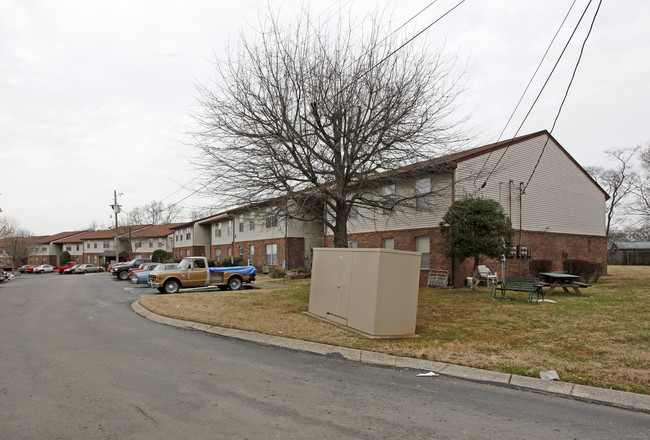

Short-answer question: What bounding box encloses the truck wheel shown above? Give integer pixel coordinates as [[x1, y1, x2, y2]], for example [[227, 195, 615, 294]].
[[228, 276, 243, 291], [163, 280, 180, 294], [118, 270, 129, 280]]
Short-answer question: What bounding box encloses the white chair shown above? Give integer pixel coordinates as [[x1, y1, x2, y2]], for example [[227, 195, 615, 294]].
[[477, 265, 498, 286]]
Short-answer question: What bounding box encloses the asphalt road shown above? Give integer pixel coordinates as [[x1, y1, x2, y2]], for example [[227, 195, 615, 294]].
[[1, 273, 648, 439]]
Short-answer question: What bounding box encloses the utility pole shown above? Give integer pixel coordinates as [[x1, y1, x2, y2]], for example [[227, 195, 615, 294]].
[[110, 190, 122, 266]]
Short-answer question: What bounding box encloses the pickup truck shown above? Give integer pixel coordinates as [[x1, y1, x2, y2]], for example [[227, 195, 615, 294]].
[[112, 258, 152, 280], [148, 256, 256, 294], [54, 261, 78, 274]]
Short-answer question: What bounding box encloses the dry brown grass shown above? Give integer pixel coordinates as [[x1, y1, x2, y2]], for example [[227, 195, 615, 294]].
[[139, 266, 650, 394]]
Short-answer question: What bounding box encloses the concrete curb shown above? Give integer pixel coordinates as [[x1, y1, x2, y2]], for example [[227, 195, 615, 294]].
[[131, 300, 650, 413]]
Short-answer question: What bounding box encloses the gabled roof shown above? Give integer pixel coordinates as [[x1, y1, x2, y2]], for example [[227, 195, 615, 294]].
[[44, 231, 86, 243], [394, 130, 609, 200], [130, 223, 186, 238], [611, 241, 650, 250]]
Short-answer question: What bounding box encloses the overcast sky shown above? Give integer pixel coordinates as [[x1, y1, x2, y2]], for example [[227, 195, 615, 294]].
[[1, 0, 648, 235]]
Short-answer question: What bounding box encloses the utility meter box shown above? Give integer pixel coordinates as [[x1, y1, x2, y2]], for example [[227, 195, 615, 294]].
[[308, 248, 421, 338]]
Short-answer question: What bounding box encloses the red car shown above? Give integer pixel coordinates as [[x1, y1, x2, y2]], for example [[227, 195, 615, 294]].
[[54, 262, 78, 274], [24, 266, 37, 273]]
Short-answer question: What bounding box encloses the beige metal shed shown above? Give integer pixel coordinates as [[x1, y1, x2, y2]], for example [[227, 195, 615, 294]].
[[308, 248, 421, 338]]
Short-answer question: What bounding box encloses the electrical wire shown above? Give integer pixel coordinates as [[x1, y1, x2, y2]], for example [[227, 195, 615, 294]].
[[473, 0, 578, 187], [523, 0, 603, 192], [479, 0, 596, 190], [345, 0, 468, 93]]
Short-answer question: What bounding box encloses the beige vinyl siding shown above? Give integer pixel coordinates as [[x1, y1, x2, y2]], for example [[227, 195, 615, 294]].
[[455, 134, 606, 237], [346, 173, 453, 234], [212, 220, 234, 246]]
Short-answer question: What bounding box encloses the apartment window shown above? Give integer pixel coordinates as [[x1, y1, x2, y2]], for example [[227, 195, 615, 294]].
[[76, 244, 79, 251], [415, 236, 430, 269], [238, 245, 244, 257], [65, 245, 71, 251], [103, 240, 110, 249], [135, 241, 142, 248], [227, 221, 231, 236], [149, 240, 153, 248], [265, 207, 278, 228], [348, 240, 358, 248], [415, 178, 431, 212], [381, 238, 394, 249], [186, 250, 190, 257], [186, 228, 191, 240], [250, 212, 255, 231], [158, 239, 163, 247], [239, 215, 244, 232], [382, 184, 396, 215], [227, 247, 232, 257], [216, 223, 222, 237], [214, 248, 221, 260], [87, 242, 90, 249], [265, 243, 278, 265], [249, 245, 255, 264], [93, 241, 97, 249], [348, 194, 358, 219]]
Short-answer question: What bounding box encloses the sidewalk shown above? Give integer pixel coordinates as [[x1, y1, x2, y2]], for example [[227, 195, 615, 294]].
[[131, 300, 650, 414]]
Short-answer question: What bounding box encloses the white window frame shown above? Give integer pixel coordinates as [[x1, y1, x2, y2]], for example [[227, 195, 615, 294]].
[[415, 236, 430, 269], [382, 184, 396, 215], [415, 178, 431, 212], [265, 243, 278, 265]]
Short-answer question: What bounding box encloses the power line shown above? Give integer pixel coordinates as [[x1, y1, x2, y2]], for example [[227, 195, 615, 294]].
[[479, 0, 596, 189], [347, 0, 468, 92], [523, 0, 603, 192], [473, 0, 578, 187]]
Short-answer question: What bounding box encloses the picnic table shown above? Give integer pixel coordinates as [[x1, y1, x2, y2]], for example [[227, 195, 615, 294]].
[[539, 272, 588, 296]]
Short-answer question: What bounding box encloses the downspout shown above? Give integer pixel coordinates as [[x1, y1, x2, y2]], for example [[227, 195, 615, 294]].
[[230, 215, 236, 264], [519, 182, 524, 276], [451, 167, 456, 286]]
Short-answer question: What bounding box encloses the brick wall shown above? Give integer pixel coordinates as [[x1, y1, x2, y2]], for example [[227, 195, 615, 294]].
[[209, 237, 306, 271], [325, 227, 607, 286]]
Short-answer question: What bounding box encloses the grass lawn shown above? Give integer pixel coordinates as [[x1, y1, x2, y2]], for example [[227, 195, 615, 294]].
[[139, 265, 649, 394]]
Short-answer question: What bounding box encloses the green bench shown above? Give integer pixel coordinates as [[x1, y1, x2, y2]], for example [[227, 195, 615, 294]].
[[491, 276, 543, 302]]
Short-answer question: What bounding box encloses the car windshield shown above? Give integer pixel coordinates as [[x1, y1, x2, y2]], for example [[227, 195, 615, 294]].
[[178, 258, 192, 270]]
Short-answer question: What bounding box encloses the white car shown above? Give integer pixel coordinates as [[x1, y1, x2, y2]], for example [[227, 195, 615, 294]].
[[33, 264, 54, 274]]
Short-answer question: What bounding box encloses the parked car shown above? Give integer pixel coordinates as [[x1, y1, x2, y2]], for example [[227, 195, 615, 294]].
[[112, 258, 152, 280], [73, 264, 103, 274], [62, 265, 78, 274], [127, 262, 158, 278], [131, 263, 179, 285], [2, 264, 12, 272], [33, 264, 54, 274], [24, 266, 37, 273], [54, 261, 78, 274], [18, 265, 35, 273]]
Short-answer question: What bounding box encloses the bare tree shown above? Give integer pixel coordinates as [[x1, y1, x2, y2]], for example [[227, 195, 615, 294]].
[[629, 143, 650, 228], [116, 225, 145, 260], [126, 201, 181, 226], [1, 216, 17, 239], [193, 8, 467, 247], [586, 147, 638, 237], [3, 229, 36, 267]]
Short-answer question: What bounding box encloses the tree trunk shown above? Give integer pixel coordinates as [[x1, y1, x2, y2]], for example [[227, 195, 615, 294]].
[[332, 201, 349, 248], [471, 256, 481, 292]]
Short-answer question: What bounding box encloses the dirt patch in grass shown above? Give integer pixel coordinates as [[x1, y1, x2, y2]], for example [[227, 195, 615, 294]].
[[139, 266, 650, 394]]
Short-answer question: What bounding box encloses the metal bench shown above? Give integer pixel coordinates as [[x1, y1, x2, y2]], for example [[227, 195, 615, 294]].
[[491, 276, 543, 302]]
